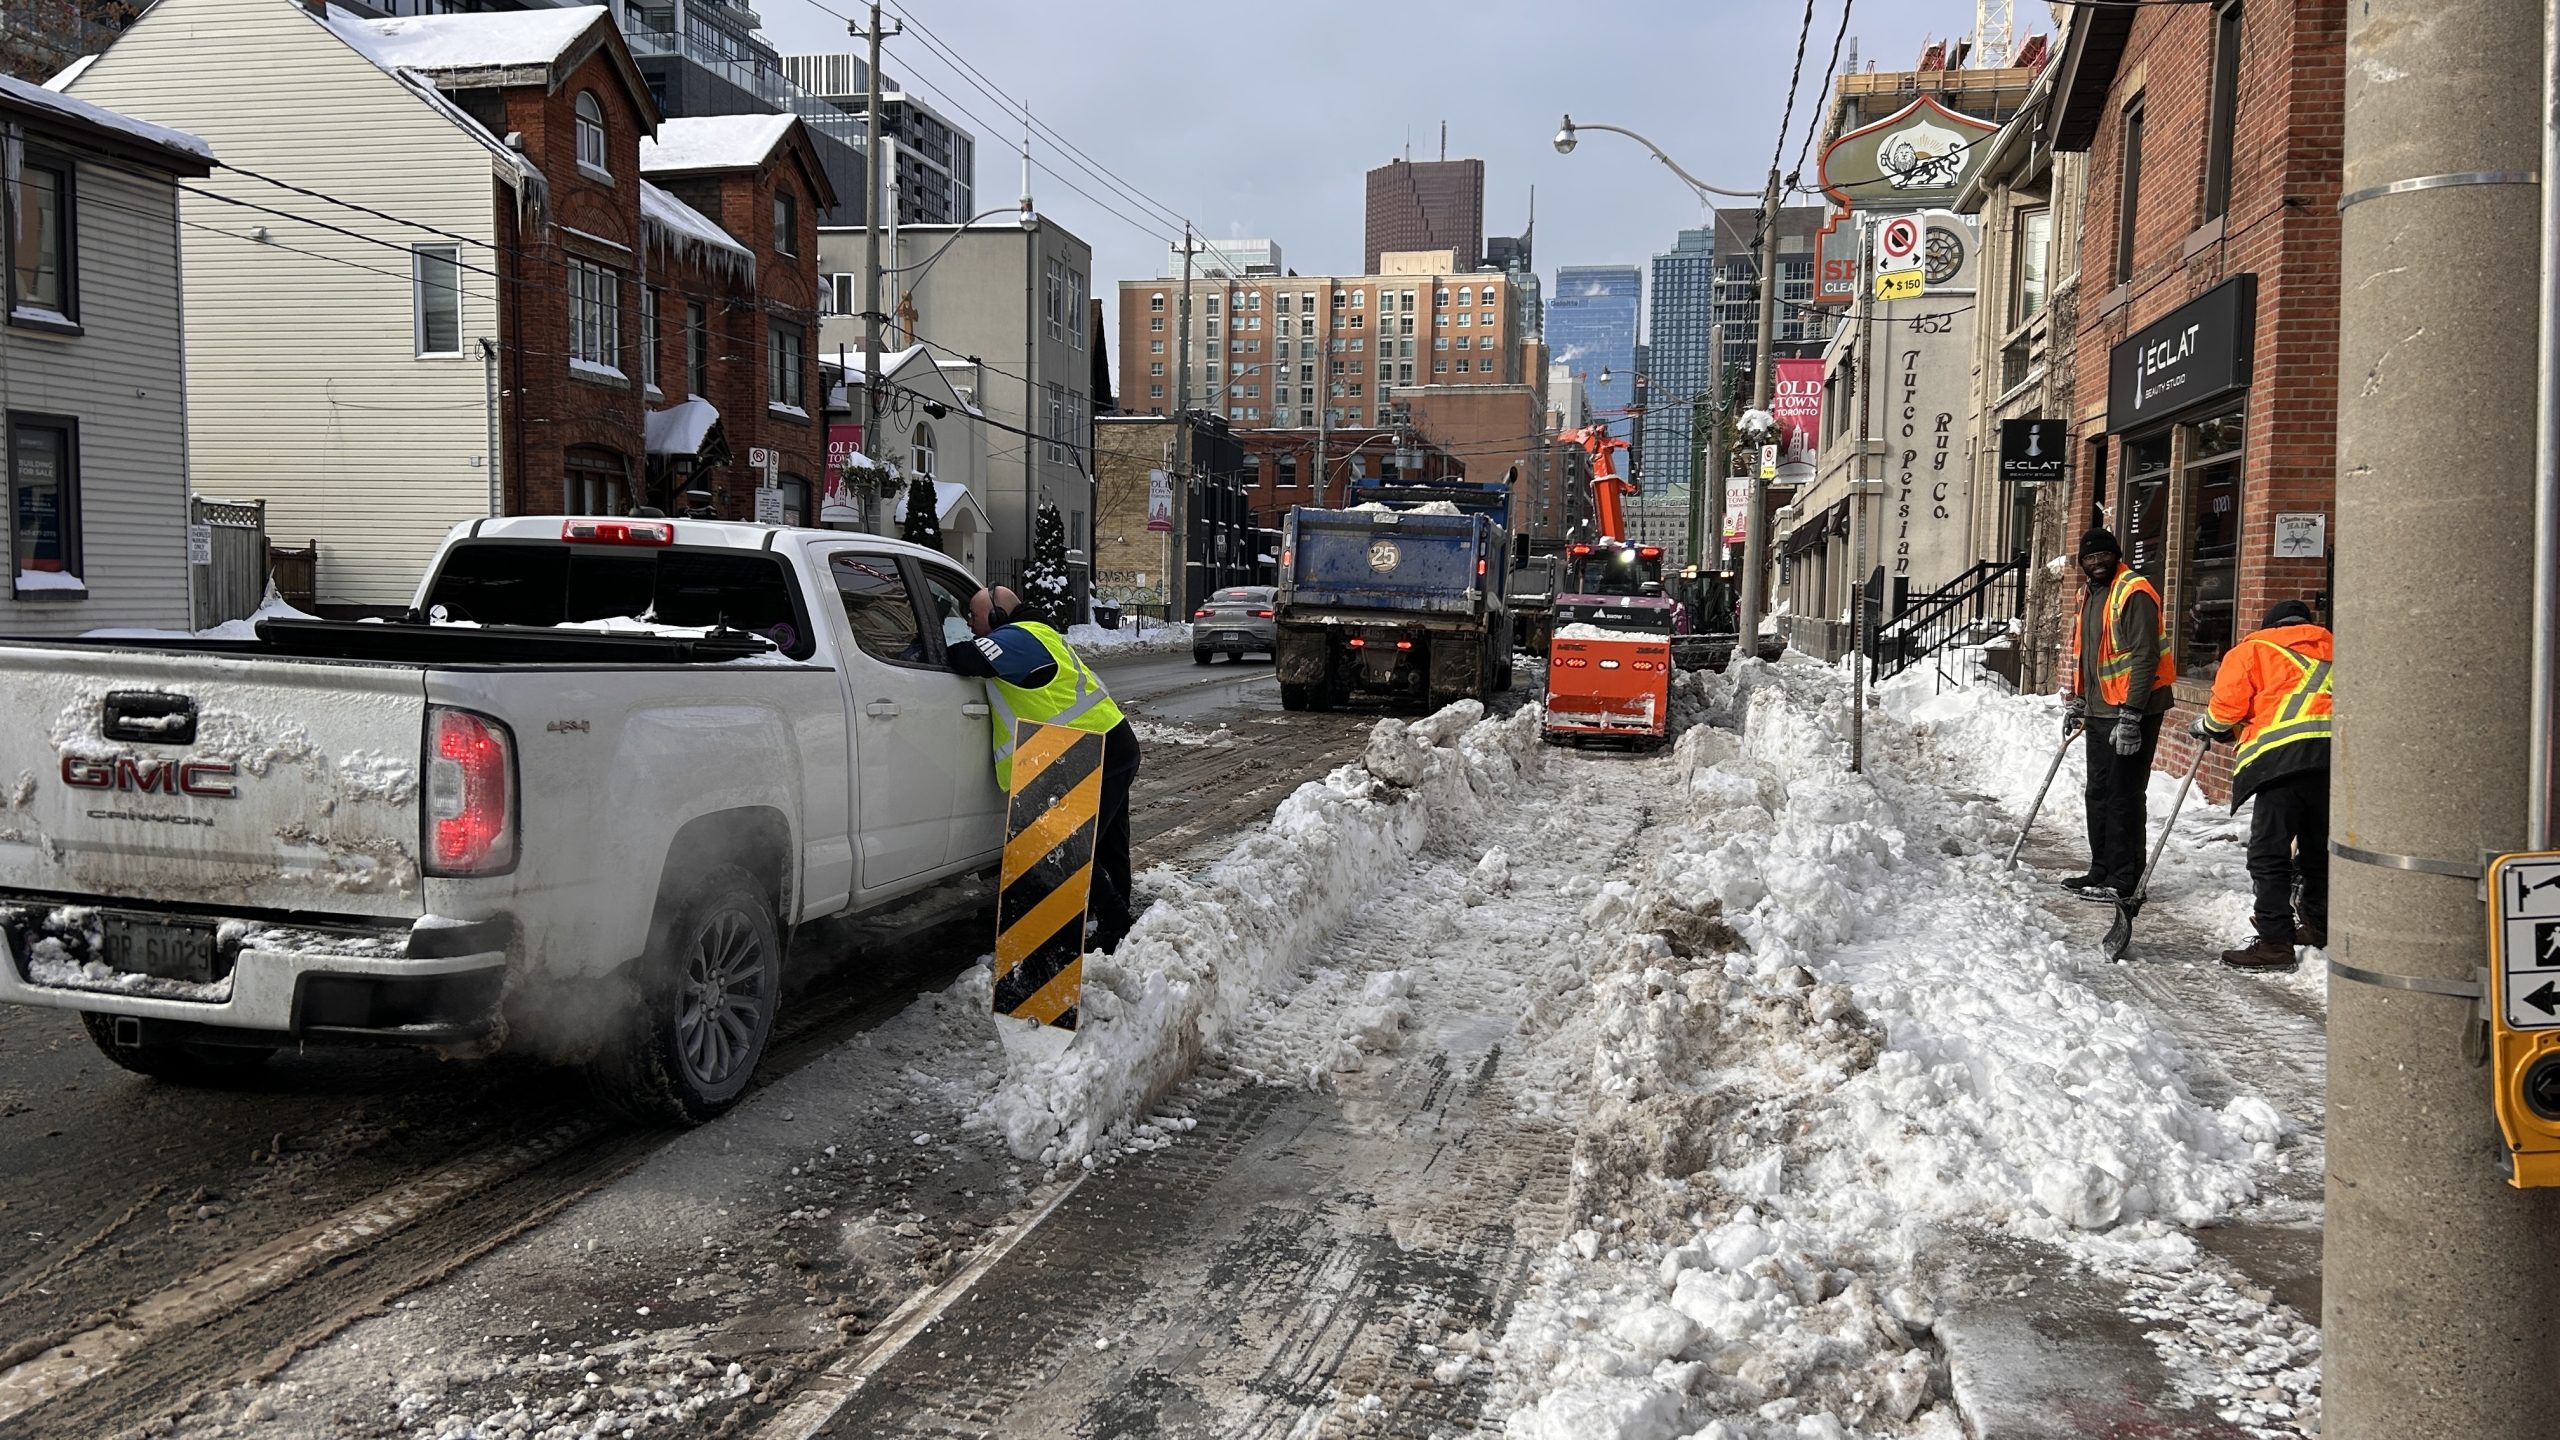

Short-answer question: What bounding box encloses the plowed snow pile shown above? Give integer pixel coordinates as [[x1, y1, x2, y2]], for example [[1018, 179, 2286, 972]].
[[1492, 659, 2301, 1439]]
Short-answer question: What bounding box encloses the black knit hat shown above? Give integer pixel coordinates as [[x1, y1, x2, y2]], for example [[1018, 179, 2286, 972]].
[[2077, 527, 2122, 561], [2262, 599, 2316, 629]]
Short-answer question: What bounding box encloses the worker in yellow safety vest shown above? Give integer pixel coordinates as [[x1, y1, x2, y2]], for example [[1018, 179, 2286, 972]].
[[2059, 527, 2177, 910], [947, 586, 1142, 949], [2191, 599, 2333, 971]]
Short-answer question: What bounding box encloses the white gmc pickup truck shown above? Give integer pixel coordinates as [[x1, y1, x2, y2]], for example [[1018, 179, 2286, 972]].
[[0, 517, 1006, 1121]]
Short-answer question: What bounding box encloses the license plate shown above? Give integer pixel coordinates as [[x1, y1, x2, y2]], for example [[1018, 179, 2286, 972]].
[[100, 915, 219, 983]]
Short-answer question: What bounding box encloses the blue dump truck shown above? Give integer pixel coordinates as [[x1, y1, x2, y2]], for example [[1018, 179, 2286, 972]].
[[1275, 481, 1514, 712]]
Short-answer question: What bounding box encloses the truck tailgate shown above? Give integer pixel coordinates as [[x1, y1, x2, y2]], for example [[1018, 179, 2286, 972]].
[[1287, 511, 1490, 613], [0, 647, 430, 918]]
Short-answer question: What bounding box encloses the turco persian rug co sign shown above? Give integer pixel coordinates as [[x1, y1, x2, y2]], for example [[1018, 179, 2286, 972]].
[[2108, 273, 2257, 430]]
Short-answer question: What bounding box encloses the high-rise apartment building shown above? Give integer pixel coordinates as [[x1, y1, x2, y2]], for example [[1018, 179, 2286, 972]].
[[1546, 264, 1641, 443], [1712, 205, 1832, 375], [1641, 227, 1717, 519], [780, 52, 975, 224], [1485, 220, 1539, 332], [1364, 157, 1485, 273]]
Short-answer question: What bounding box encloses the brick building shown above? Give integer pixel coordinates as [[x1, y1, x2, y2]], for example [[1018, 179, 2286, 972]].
[[1232, 428, 1463, 533], [1363, 157, 1484, 274], [637, 115, 834, 519], [2047, 0, 2344, 798]]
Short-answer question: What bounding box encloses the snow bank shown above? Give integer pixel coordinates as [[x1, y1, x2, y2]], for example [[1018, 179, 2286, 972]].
[[1555, 622, 1666, 642], [1347, 500, 1465, 516], [1495, 659, 2292, 1434], [1064, 621, 1191, 654], [981, 700, 1540, 1166]]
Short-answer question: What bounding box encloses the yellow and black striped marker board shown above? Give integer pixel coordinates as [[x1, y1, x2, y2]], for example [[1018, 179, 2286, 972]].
[[994, 720, 1104, 1029]]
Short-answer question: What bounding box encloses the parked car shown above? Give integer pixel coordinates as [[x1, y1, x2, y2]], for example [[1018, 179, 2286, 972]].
[[0, 518, 1003, 1123], [1192, 586, 1278, 664]]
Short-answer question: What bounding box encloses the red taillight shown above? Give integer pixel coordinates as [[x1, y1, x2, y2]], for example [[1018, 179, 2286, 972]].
[[1394, 639, 1414, 651], [426, 707, 515, 877], [1194, 608, 1211, 619], [1476, 559, 1487, 576], [1569, 544, 1593, 557], [1348, 636, 1366, 648], [562, 518, 675, 546], [1638, 546, 1662, 559], [1281, 548, 1293, 568], [1254, 609, 1274, 618]]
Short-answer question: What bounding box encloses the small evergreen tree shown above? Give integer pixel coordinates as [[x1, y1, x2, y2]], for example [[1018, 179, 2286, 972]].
[[899, 476, 944, 552], [1020, 503, 1071, 624]]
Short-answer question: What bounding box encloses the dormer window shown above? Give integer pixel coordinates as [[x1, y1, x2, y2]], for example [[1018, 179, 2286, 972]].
[[774, 188, 797, 254], [575, 92, 608, 177]]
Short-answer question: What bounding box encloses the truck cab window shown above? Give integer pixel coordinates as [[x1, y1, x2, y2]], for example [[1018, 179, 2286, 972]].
[[421, 543, 814, 658], [916, 565, 980, 654], [831, 553, 927, 664]]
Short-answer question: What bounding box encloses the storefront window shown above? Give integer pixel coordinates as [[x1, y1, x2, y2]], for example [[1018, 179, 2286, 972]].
[[2181, 411, 2245, 670], [2121, 434, 2171, 591]]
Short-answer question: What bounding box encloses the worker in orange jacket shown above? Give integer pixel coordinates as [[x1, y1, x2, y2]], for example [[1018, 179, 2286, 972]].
[[2192, 599, 2333, 971], [2060, 527, 2176, 909]]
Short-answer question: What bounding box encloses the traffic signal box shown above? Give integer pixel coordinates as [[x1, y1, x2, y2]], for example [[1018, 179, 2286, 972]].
[[2485, 853, 2560, 1187]]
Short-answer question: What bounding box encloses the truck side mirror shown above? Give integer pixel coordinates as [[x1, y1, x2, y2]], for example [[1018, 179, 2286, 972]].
[[1512, 533, 1530, 567]]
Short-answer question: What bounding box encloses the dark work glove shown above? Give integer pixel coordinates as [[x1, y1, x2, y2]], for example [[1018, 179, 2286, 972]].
[[2110, 711, 2143, 756], [2188, 716, 2222, 747], [2062, 696, 2085, 737]]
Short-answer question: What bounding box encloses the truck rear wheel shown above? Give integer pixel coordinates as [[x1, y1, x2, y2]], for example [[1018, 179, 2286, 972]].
[[590, 863, 782, 1125], [80, 1013, 273, 1084]]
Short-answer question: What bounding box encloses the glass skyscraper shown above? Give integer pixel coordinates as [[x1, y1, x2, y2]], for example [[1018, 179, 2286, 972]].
[[1642, 228, 1718, 509], [1546, 265, 1642, 447]]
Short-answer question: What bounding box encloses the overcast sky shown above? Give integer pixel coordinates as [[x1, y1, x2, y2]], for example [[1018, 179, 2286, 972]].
[[758, 0, 1984, 351]]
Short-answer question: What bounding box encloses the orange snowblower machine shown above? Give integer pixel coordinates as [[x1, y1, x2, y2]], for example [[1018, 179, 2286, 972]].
[[1543, 626, 1673, 748]]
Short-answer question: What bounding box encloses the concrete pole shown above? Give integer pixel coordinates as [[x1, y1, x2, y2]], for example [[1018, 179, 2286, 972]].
[[2327, 1, 2560, 1434], [1174, 227, 1194, 614], [1698, 319, 1726, 591], [1850, 215, 1873, 774], [858, 0, 892, 533], [1737, 167, 1782, 646]]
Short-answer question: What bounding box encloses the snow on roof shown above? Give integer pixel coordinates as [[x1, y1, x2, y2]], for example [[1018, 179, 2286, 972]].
[[825, 345, 931, 392], [893, 480, 977, 525], [42, 55, 95, 91], [334, 6, 607, 75], [0, 71, 212, 164], [640, 115, 798, 174], [643, 397, 721, 456], [640, 180, 753, 282]]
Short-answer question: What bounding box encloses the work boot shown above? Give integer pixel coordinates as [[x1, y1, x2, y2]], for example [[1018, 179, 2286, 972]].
[[2058, 872, 2108, 893], [2296, 918, 2327, 949], [2221, 938, 2300, 972]]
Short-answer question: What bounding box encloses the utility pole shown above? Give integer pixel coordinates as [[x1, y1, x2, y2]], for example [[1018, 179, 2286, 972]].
[[2326, 2, 2560, 1436], [1850, 215, 1874, 773], [853, 0, 898, 534], [1174, 226, 1197, 615], [1697, 319, 1726, 616], [1737, 166, 1782, 648]]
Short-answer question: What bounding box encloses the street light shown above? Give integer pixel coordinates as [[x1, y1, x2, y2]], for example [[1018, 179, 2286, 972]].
[[1552, 114, 1760, 202]]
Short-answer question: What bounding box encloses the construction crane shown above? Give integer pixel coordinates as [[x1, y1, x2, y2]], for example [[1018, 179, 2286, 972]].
[[1975, 0, 2013, 68]]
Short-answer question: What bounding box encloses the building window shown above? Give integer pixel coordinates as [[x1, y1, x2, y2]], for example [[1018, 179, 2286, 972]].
[[831, 273, 857, 317], [1205, 295, 1220, 316], [2012, 209, 2051, 326], [2120, 432, 2172, 591], [1150, 383, 1164, 399], [1069, 268, 1087, 349], [2114, 96, 2145, 287], [687, 300, 707, 397], [1458, 287, 1473, 304], [2203, 2, 2244, 223], [1150, 339, 1164, 354], [8, 415, 78, 589], [769, 320, 806, 411], [413, 244, 462, 357], [568, 259, 621, 373], [911, 421, 936, 477], [1149, 361, 1163, 376], [575, 91, 609, 176], [1150, 292, 1165, 311], [1278, 456, 1297, 488], [9, 155, 73, 324], [774, 188, 798, 254], [1045, 382, 1065, 462], [1045, 258, 1066, 341], [2180, 412, 2246, 670], [1150, 316, 1164, 332], [640, 285, 659, 390], [567, 446, 626, 517]]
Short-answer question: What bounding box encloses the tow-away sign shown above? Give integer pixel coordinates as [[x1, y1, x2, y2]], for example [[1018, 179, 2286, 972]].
[[2491, 852, 2560, 1030], [1874, 214, 1924, 300]]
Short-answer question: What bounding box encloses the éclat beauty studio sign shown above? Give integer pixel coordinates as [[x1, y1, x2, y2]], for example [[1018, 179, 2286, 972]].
[[2108, 274, 2257, 429]]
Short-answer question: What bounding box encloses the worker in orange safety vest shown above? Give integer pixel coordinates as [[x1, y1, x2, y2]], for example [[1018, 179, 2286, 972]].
[[2059, 527, 2177, 910], [2191, 599, 2333, 971]]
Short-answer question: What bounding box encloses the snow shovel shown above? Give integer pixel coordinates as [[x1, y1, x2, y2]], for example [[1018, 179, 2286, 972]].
[[2103, 746, 2208, 961], [2004, 721, 2082, 872]]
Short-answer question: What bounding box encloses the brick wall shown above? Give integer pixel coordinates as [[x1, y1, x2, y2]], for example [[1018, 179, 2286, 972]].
[[497, 45, 647, 516], [2063, 0, 2344, 802]]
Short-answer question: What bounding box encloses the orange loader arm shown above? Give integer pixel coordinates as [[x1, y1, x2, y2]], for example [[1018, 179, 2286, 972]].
[[1558, 424, 1636, 545]]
